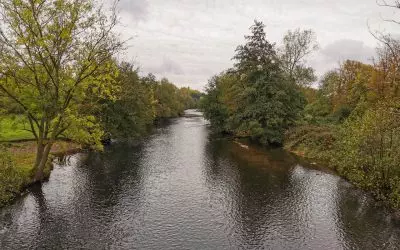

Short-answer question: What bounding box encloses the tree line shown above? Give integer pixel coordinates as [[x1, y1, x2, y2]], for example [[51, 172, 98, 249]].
[[201, 17, 400, 208], [0, 0, 201, 183]]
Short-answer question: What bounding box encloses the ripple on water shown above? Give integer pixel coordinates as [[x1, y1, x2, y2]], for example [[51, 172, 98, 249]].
[[1, 110, 400, 249]]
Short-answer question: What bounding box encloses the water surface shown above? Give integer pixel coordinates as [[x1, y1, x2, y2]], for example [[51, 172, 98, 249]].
[[1, 110, 399, 249]]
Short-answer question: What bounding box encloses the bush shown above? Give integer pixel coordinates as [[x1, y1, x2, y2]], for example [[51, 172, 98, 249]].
[[284, 125, 336, 162], [333, 101, 400, 207], [0, 147, 24, 206]]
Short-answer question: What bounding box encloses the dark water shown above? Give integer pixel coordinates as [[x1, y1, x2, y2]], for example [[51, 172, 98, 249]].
[[1, 110, 400, 249]]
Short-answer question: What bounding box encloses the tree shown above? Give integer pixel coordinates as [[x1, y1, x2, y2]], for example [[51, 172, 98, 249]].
[[233, 20, 278, 81], [280, 29, 318, 86], [100, 62, 156, 139], [203, 20, 306, 145], [201, 74, 230, 132], [373, 37, 400, 98], [179, 87, 203, 109], [0, 0, 123, 182], [232, 21, 305, 144], [372, 1, 400, 98], [154, 78, 185, 118], [236, 71, 305, 144]]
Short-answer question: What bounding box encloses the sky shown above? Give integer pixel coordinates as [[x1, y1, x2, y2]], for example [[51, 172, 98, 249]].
[[115, 0, 399, 90]]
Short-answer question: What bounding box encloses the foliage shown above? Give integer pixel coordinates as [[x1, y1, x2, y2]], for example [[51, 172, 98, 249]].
[[0, 147, 24, 206], [154, 78, 185, 119], [299, 61, 377, 125], [285, 125, 336, 162], [285, 49, 400, 208], [232, 20, 278, 81], [332, 101, 400, 207], [279, 28, 318, 86], [0, 115, 35, 141], [0, 0, 123, 180], [99, 63, 155, 139], [98, 64, 202, 139], [202, 20, 307, 145], [179, 87, 203, 110], [201, 74, 233, 133]]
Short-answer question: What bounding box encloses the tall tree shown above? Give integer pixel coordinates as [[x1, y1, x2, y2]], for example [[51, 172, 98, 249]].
[[280, 29, 318, 86], [233, 20, 278, 81], [203, 20, 306, 145], [0, 0, 123, 181]]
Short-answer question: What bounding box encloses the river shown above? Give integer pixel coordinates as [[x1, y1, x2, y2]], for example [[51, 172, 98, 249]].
[[1, 110, 400, 249]]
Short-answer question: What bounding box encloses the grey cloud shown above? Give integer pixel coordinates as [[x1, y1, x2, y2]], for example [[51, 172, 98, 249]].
[[309, 39, 376, 77], [321, 39, 375, 63], [147, 57, 184, 75], [119, 0, 149, 21]]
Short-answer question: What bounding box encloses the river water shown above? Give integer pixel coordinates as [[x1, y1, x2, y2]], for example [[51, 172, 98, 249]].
[[1, 110, 400, 249]]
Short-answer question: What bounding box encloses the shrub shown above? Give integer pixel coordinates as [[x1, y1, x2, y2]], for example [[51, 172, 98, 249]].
[[284, 125, 336, 162], [333, 101, 400, 207], [0, 147, 24, 206]]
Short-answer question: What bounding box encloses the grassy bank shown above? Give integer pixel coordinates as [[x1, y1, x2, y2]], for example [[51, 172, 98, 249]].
[[0, 141, 81, 207]]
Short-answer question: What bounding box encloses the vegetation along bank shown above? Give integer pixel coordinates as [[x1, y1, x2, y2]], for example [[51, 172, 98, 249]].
[[201, 18, 400, 209]]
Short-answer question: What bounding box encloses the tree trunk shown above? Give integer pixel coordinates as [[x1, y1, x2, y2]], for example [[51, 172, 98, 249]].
[[33, 116, 62, 183], [34, 138, 44, 171], [33, 142, 53, 183]]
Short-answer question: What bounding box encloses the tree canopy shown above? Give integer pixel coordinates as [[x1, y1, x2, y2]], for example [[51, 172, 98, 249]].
[[202, 20, 307, 145]]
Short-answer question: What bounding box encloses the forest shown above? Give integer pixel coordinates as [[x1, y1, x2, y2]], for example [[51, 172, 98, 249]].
[[201, 19, 400, 208], [0, 0, 201, 205]]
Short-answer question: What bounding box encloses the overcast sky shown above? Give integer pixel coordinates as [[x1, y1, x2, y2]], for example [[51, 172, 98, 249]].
[[115, 0, 399, 90]]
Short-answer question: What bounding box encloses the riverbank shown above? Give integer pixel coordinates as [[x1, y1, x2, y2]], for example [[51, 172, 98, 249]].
[[222, 132, 400, 216], [284, 137, 400, 214], [0, 140, 81, 207]]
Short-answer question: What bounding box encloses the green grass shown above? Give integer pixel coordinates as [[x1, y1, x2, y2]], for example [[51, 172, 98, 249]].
[[0, 115, 35, 141]]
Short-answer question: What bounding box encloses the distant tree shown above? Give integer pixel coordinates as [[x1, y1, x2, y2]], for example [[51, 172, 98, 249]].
[[179, 87, 203, 109], [100, 63, 156, 139], [154, 78, 184, 118], [0, 0, 123, 181], [280, 29, 318, 86]]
